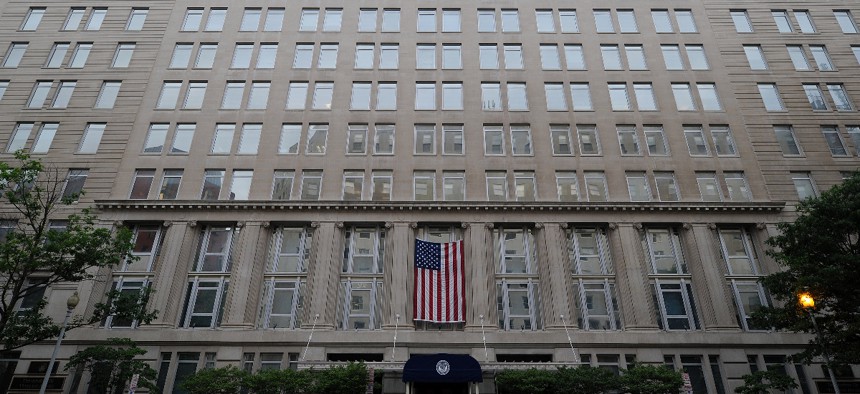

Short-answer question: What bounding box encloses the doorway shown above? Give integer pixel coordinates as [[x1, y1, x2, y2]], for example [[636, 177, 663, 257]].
[[413, 382, 469, 394]]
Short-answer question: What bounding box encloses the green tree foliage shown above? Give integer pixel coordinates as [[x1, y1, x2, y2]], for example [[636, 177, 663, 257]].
[[495, 366, 622, 394], [734, 370, 798, 394], [0, 153, 156, 351], [495, 369, 557, 394], [180, 362, 368, 394], [65, 338, 158, 394], [754, 171, 860, 366], [618, 364, 684, 394]]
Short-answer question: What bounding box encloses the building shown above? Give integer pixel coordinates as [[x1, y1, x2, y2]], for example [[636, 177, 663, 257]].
[[0, 0, 859, 392]]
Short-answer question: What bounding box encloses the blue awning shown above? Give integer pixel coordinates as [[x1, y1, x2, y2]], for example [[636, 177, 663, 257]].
[[402, 354, 482, 383]]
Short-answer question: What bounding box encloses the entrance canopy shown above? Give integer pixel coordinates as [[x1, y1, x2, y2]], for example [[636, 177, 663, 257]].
[[403, 354, 482, 383]]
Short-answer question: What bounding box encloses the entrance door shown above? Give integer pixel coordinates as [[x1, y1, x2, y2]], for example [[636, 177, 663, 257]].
[[413, 382, 469, 394]]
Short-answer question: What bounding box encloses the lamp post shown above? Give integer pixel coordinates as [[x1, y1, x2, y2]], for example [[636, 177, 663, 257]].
[[798, 291, 840, 394], [39, 291, 79, 394]]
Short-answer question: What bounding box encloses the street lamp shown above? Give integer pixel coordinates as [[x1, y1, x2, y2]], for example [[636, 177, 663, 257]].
[[39, 291, 79, 394], [798, 291, 840, 394]]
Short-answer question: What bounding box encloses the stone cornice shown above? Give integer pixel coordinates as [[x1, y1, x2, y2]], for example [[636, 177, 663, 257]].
[[95, 200, 785, 213]]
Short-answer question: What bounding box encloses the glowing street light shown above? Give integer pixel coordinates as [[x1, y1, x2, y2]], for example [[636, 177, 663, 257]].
[[798, 291, 840, 394]]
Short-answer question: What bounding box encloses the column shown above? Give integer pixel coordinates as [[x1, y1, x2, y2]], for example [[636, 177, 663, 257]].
[[149, 221, 194, 327], [465, 223, 495, 331], [611, 224, 658, 330], [382, 222, 412, 329], [302, 221, 341, 330], [536, 223, 573, 329], [222, 221, 267, 328], [685, 224, 738, 330]]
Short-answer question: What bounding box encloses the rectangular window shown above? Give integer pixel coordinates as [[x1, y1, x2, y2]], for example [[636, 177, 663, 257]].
[[601, 45, 622, 70], [731, 10, 753, 33], [413, 171, 435, 201], [653, 280, 699, 330], [442, 125, 463, 155], [63, 8, 85, 31], [126, 8, 148, 30], [382, 9, 400, 32], [68, 43, 92, 68], [157, 170, 182, 200], [264, 8, 284, 32], [711, 126, 737, 156], [835, 11, 859, 34], [511, 126, 532, 156], [787, 45, 811, 70], [443, 171, 466, 201], [564, 44, 586, 70], [540, 45, 561, 70], [730, 281, 769, 331], [442, 9, 460, 32], [697, 83, 722, 111], [482, 83, 502, 111], [261, 280, 305, 329], [618, 10, 638, 33], [78, 123, 104, 153], [686, 45, 709, 70], [237, 124, 261, 154], [257, 44, 277, 69], [51, 81, 76, 109], [414, 125, 435, 154], [810, 46, 835, 71], [271, 170, 294, 200], [502, 10, 521, 32], [143, 124, 168, 154], [376, 82, 397, 110], [556, 172, 578, 201], [545, 83, 568, 111], [849, 126, 860, 158], [551, 125, 573, 155], [299, 171, 323, 200], [94, 81, 122, 109], [112, 43, 135, 68], [652, 10, 673, 33], [83, 8, 108, 31], [7, 123, 34, 153], [626, 172, 651, 201], [417, 9, 436, 32], [574, 280, 621, 330], [181, 278, 229, 328], [725, 172, 752, 201], [697, 173, 722, 202], [578, 125, 600, 155], [535, 10, 556, 33], [62, 169, 88, 200], [644, 126, 669, 156], [626, 45, 647, 70], [342, 171, 365, 200], [375, 125, 395, 154], [442, 82, 463, 110], [571, 83, 593, 111], [31, 123, 58, 154], [827, 84, 854, 111], [350, 82, 371, 110], [594, 10, 614, 33], [312, 82, 334, 110], [503, 45, 524, 69], [774, 126, 802, 155], [584, 172, 608, 201], [478, 9, 496, 32], [346, 125, 368, 154], [204, 8, 226, 31], [27, 81, 51, 108], [181, 8, 203, 31], [200, 170, 225, 200], [514, 171, 536, 202], [358, 9, 377, 32], [634, 83, 658, 111], [317, 44, 338, 69], [323, 8, 343, 32], [338, 280, 383, 330], [182, 81, 206, 109], [380, 44, 398, 69], [794, 10, 816, 33], [672, 83, 696, 111], [3, 43, 28, 68], [240, 8, 262, 31], [645, 228, 687, 274], [221, 82, 245, 110], [792, 172, 817, 200], [508, 83, 528, 111], [355, 44, 374, 69], [684, 125, 710, 156], [608, 83, 631, 111], [677, 10, 698, 32], [21, 8, 46, 31], [744, 45, 768, 70], [171, 124, 194, 154], [415, 82, 436, 110], [299, 9, 319, 31], [45, 43, 69, 68], [416, 44, 436, 69], [803, 84, 828, 111], [306, 125, 328, 155], [371, 171, 392, 201], [228, 170, 253, 200], [170, 44, 192, 69], [293, 44, 313, 69], [772, 10, 793, 33], [231, 44, 253, 69], [486, 171, 507, 201], [661, 45, 683, 70], [484, 125, 504, 155], [285, 82, 308, 110], [655, 172, 680, 201]]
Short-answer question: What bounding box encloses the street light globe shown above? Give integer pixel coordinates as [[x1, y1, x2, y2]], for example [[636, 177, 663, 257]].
[[798, 292, 815, 309], [67, 291, 80, 310]]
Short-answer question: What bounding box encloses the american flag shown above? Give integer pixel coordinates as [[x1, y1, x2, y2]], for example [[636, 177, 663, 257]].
[[414, 238, 465, 323]]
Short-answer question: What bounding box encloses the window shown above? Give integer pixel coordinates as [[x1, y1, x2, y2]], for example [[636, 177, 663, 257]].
[[293, 44, 313, 69], [571, 83, 593, 111], [677, 10, 698, 32], [312, 82, 334, 110], [810, 46, 834, 71], [51, 81, 76, 109], [655, 172, 680, 201], [338, 280, 383, 330], [644, 126, 669, 156], [204, 8, 226, 31], [382, 9, 400, 32], [169, 44, 192, 69], [300, 170, 323, 200], [26, 81, 51, 108], [67, 43, 92, 69], [550, 125, 574, 156], [608, 83, 631, 111], [231, 44, 253, 69], [556, 172, 578, 201], [792, 172, 817, 200], [774, 126, 802, 156], [181, 278, 229, 328], [200, 170, 225, 200], [105, 279, 150, 328], [794, 11, 816, 33], [696, 173, 722, 202], [371, 171, 392, 201], [221, 82, 244, 110], [442, 9, 460, 32], [442, 82, 463, 110], [238, 124, 261, 154], [827, 84, 854, 111], [744, 45, 768, 70], [375, 125, 395, 154], [443, 171, 466, 201], [578, 125, 600, 155], [159, 170, 182, 200], [731, 10, 753, 33], [643, 228, 698, 329], [835, 11, 859, 34], [78, 123, 104, 153], [182, 82, 206, 109], [772, 11, 793, 33], [601, 45, 622, 70], [634, 83, 658, 111], [730, 281, 769, 331], [94, 81, 121, 109], [126, 8, 148, 30], [323, 8, 343, 32], [535, 10, 556, 33], [271, 170, 294, 200], [257, 44, 277, 69], [618, 10, 638, 33], [758, 84, 785, 111], [415, 83, 436, 110], [380, 44, 398, 69], [122, 225, 162, 272], [684, 126, 710, 156], [240, 8, 262, 31], [171, 124, 194, 155], [822, 126, 850, 156], [143, 124, 168, 153], [376, 83, 397, 110], [317, 44, 338, 69], [342, 171, 364, 200], [0, 81, 7, 101], [686, 45, 709, 70], [300, 9, 319, 31], [264, 8, 284, 32], [482, 83, 502, 111], [350, 82, 371, 110], [725, 172, 751, 201], [594, 10, 614, 33], [413, 171, 435, 201], [661, 45, 683, 70], [697, 83, 722, 111], [496, 228, 541, 330], [417, 9, 436, 32], [478, 45, 499, 70], [339, 227, 385, 329], [62, 169, 88, 200], [617, 126, 640, 155], [306, 125, 328, 155], [511, 126, 532, 156], [6, 123, 33, 153], [181, 8, 204, 31], [565, 45, 586, 70], [584, 172, 608, 201], [442, 44, 461, 69], [112, 43, 135, 68], [45, 43, 69, 68], [626, 45, 647, 70], [503, 45, 523, 69], [416, 44, 435, 69], [285, 82, 308, 110], [262, 226, 311, 327], [545, 83, 568, 111], [483, 125, 504, 156], [355, 44, 374, 69], [31, 123, 58, 154], [626, 172, 651, 201], [478, 9, 496, 32], [347, 125, 368, 154], [514, 171, 536, 202], [570, 228, 621, 330], [21, 8, 46, 31], [652, 10, 673, 33], [358, 9, 377, 32], [787, 45, 811, 70], [3, 43, 27, 68], [803, 84, 828, 111], [486, 171, 507, 201], [849, 126, 860, 158], [711, 126, 737, 156], [502, 10, 521, 32]]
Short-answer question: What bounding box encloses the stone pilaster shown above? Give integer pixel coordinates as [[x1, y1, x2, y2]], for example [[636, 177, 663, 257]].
[[611, 224, 658, 330], [536, 223, 573, 329], [149, 221, 194, 327], [685, 224, 738, 330], [382, 222, 412, 329], [222, 222, 266, 328], [302, 222, 341, 330], [465, 223, 495, 331]]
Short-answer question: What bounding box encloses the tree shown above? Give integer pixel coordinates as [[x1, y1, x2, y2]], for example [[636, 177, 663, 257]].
[[180, 365, 246, 394], [554, 366, 620, 394], [65, 338, 158, 394], [242, 368, 311, 394], [753, 171, 860, 366], [0, 152, 157, 351], [618, 364, 684, 394], [734, 370, 798, 394], [308, 362, 369, 394]]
